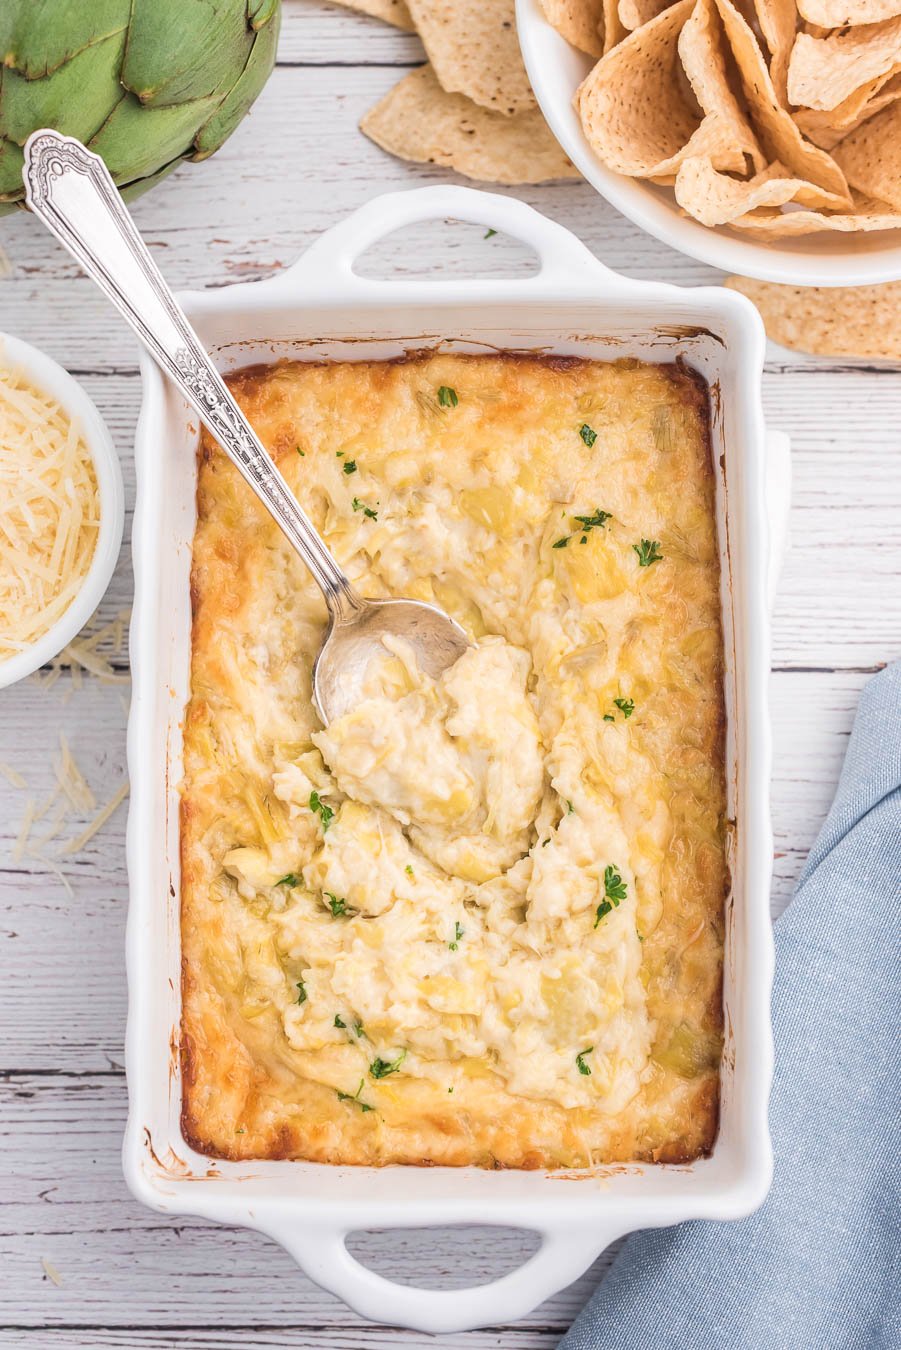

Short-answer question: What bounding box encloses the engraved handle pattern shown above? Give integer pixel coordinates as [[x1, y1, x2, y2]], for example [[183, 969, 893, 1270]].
[[22, 130, 358, 618]]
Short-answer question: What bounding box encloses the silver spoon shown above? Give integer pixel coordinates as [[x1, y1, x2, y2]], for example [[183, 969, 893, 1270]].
[[22, 130, 470, 725]]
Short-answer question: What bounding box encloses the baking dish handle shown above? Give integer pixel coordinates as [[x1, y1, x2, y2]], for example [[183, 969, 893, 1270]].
[[281, 184, 627, 293], [262, 1219, 612, 1334], [765, 428, 792, 613]]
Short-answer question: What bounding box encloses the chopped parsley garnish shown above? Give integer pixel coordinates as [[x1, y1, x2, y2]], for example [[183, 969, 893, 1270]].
[[603, 714, 615, 723], [352, 496, 378, 520], [309, 790, 334, 830], [370, 1049, 407, 1079], [353, 1019, 365, 1038], [574, 509, 611, 532], [604, 864, 628, 901], [325, 892, 349, 918], [566, 800, 575, 814], [334, 1014, 346, 1029], [337, 1078, 374, 1112], [579, 424, 598, 448], [343, 459, 357, 474], [276, 873, 300, 887], [576, 1047, 593, 1076], [554, 508, 611, 550], [634, 538, 663, 567], [296, 978, 307, 1005], [405, 864, 414, 877], [594, 865, 628, 927], [296, 445, 305, 457], [449, 921, 464, 951], [336, 450, 344, 457], [484, 228, 497, 239], [437, 385, 459, 408], [614, 697, 635, 719]]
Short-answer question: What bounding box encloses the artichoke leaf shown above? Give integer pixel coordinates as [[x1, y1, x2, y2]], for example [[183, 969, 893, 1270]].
[[194, 14, 280, 159], [247, 0, 280, 25], [0, 0, 129, 80], [0, 138, 25, 200], [0, 27, 127, 148], [89, 93, 220, 183], [122, 0, 256, 108], [0, 0, 279, 212], [119, 157, 186, 202]]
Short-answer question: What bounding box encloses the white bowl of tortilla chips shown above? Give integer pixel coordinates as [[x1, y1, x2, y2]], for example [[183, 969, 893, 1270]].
[[517, 0, 901, 284]]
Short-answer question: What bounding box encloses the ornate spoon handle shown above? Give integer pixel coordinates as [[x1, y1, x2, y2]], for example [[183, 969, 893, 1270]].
[[22, 129, 361, 621]]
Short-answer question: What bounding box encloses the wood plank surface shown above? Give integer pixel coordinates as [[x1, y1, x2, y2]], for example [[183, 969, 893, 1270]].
[[0, 1, 898, 1346]]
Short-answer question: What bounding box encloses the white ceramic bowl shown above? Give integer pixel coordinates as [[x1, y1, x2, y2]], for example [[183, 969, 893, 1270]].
[[125, 185, 780, 1334], [0, 333, 124, 690], [516, 0, 901, 286]]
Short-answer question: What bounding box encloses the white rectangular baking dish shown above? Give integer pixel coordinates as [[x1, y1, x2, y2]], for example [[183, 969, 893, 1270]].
[[124, 185, 782, 1335]]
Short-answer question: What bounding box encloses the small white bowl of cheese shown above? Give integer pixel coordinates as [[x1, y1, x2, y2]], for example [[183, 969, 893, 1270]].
[[0, 333, 124, 690]]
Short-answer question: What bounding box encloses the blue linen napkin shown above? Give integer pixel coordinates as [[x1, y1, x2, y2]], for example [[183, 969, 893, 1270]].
[[561, 661, 901, 1350]]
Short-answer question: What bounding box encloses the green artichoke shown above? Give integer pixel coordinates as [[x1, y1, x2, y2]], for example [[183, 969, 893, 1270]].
[[0, 0, 281, 215]]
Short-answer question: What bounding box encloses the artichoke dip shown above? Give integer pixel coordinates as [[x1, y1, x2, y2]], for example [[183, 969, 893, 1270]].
[[180, 352, 727, 1168]]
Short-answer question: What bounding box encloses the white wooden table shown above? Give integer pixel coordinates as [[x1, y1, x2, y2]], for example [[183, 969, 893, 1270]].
[[1, 4, 898, 1346]]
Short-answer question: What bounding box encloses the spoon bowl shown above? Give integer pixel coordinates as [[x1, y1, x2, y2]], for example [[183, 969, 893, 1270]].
[[313, 596, 471, 724]]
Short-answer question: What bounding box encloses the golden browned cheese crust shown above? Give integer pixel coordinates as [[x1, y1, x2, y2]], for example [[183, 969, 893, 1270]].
[[180, 353, 726, 1168]]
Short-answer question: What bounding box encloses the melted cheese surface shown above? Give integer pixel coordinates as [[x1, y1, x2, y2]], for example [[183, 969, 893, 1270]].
[[181, 354, 727, 1168]]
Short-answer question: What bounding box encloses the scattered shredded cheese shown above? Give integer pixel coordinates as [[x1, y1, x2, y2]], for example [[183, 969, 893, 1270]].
[[36, 606, 132, 685], [30, 851, 74, 899], [12, 794, 35, 862], [0, 760, 27, 789], [62, 780, 129, 855], [56, 733, 96, 813], [3, 609, 132, 892], [0, 360, 99, 660], [40, 1257, 63, 1287]]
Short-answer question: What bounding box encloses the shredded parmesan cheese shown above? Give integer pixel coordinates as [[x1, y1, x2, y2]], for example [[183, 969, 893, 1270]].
[[0, 760, 27, 789], [56, 733, 95, 813], [0, 361, 99, 660], [37, 606, 132, 685], [40, 1258, 63, 1287], [30, 851, 74, 899], [62, 780, 129, 855], [3, 616, 132, 893], [12, 794, 35, 862]]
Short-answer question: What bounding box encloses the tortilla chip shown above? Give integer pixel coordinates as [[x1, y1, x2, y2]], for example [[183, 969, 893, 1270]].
[[724, 277, 901, 360], [541, 0, 606, 54], [798, 0, 901, 24], [712, 0, 851, 198], [360, 65, 578, 183], [603, 0, 630, 49], [727, 192, 901, 232], [753, 0, 797, 100], [405, 0, 535, 116], [619, 0, 676, 29], [675, 155, 852, 224], [331, 0, 415, 26], [578, 0, 762, 175], [796, 72, 901, 148], [833, 101, 901, 209], [679, 0, 766, 171], [787, 18, 901, 111]]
